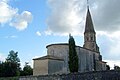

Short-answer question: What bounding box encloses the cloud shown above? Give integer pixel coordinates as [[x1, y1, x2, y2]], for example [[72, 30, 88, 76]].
[[10, 11, 33, 31], [96, 31, 120, 62], [36, 31, 41, 36], [0, 0, 17, 24], [92, 0, 120, 32], [5, 35, 17, 38], [46, 0, 86, 36], [46, 0, 120, 35], [0, 0, 33, 30], [104, 60, 120, 69], [108, 34, 120, 59], [0, 53, 6, 61]]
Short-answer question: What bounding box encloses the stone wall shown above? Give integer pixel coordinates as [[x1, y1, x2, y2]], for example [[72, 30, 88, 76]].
[[0, 77, 19, 80], [47, 44, 69, 73], [19, 70, 120, 80], [48, 59, 64, 74], [46, 43, 106, 73], [33, 59, 48, 75]]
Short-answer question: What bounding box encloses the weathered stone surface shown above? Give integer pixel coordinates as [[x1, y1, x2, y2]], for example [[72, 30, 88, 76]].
[[19, 70, 120, 80], [48, 59, 64, 74], [33, 43, 106, 75], [33, 59, 48, 75]]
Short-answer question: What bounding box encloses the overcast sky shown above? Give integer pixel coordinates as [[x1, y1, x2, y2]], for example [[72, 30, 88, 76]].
[[0, 0, 120, 68]]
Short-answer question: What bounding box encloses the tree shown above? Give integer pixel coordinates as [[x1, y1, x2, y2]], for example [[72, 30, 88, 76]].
[[0, 59, 20, 77], [106, 65, 110, 70], [5, 50, 21, 76], [68, 34, 79, 73], [114, 65, 120, 70], [6, 50, 20, 63], [0, 61, 4, 77], [20, 62, 33, 76], [0, 50, 21, 77], [3, 61, 19, 77]]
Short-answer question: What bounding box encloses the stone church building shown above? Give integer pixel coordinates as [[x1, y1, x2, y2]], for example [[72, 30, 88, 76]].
[[33, 7, 107, 76]]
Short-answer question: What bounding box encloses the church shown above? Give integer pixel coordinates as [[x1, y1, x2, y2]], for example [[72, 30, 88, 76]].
[[33, 6, 107, 76]]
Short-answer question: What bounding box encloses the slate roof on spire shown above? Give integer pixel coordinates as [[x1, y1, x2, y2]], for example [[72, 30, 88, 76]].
[[84, 8, 95, 33]]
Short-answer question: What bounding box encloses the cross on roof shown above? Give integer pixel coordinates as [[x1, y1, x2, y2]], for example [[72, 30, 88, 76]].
[[87, 0, 89, 9]]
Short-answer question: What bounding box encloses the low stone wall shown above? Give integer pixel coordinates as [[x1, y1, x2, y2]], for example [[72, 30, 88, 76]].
[[19, 70, 120, 80], [1, 70, 120, 80], [0, 77, 18, 80]]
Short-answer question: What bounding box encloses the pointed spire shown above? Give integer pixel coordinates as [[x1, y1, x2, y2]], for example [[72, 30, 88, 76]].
[[69, 33, 73, 39], [69, 33, 71, 37], [84, 5, 95, 34]]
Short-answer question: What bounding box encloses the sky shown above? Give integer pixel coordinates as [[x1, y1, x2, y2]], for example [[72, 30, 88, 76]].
[[0, 0, 120, 69]]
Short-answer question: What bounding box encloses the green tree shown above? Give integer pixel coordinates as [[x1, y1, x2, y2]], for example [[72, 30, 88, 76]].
[[106, 65, 110, 70], [20, 62, 33, 76], [5, 50, 21, 76], [68, 34, 79, 73], [0, 60, 20, 77], [0, 50, 21, 77], [0, 61, 4, 77], [114, 65, 120, 70], [3, 61, 19, 77], [6, 50, 20, 63]]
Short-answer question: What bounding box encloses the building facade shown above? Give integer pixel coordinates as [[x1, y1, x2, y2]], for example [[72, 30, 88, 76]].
[[33, 8, 106, 76]]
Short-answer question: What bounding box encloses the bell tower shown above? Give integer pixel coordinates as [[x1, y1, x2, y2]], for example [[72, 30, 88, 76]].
[[83, 2, 99, 52]]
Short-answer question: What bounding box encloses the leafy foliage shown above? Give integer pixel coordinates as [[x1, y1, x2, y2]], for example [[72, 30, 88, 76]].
[[0, 50, 33, 77], [106, 65, 110, 70], [68, 35, 78, 73], [0, 50, 20, 77], [6, 50, 20, 63], [0, 50, 34, 77], [20, 62, 33, 76], [114, 65, 120, 70]]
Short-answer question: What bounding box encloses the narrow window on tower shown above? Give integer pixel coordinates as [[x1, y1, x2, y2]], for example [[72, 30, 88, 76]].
[[91, 37, 93, 41], [86, 37, 89, 41]]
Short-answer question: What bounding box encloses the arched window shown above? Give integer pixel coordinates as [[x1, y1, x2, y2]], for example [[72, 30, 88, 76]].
[[86, 37, 89, 41], [91, 37, 93, 41]]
